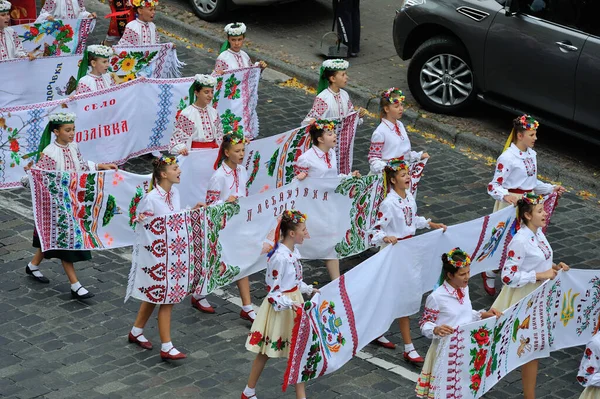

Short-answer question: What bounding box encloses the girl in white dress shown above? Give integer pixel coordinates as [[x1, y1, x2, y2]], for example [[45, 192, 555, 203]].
[[117, 0, 159, 46], [302, 59, 365, 126], [369, 158, 446, 361], [75, 44, 116, 94], [416, 248, 501, 398], [214, 22, 267, 73], [491, 193, 569, 399], [242, 209, 317, 399], [368, 88, 429, 174], [169, 74, 223, 154], [0, 1, 33, 61], [35, 0, 94, 22], [483, 115, 565, 296], [295, 120, 360, 280], [577, 320, 600, 399]]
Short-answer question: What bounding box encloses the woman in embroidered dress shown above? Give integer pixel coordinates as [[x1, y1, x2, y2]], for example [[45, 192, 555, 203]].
[[35, 0, 95, 22], [75, 45, 116, 95], [577, 317, 600, 399], [302, 59, 365, 126], [482, 115, 565, 296], [368, 88, 429, 175], [416, 248, 501, 398], [491, 193, 569, 398], [214, 22, 267, 74], [0, 1, 34, 61], [295, 120, 360, 280], [117, 0, 159, 46], [369, 158, 446, 361], [24, 112, 117, 299], [189, 131, 256, 321], [169, 74, 223, 154], [127, 155, 204, 360], [242, 209, 317, 399]]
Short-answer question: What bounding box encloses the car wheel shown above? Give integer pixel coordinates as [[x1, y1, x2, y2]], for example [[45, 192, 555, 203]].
[[407, 36, 476, 114], [189, 0, 227, 21]]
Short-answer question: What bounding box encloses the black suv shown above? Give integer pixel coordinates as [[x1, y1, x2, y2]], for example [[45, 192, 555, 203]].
[[393, 0, 599, 138]]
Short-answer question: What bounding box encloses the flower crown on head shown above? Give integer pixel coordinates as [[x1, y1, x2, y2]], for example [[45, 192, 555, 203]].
[[521, 192, 544, 205], [224, 22, 246, 36], [49, 112, 76, 123], [223, 131, 247, 145], [385, 157, 408, 171], [284, 209, 307, 224], [0, 1, 12, 12], [157, 155, 178, 165], [312, 119, 338, 131], [87, 44, 113, 58], [131, 0, 158, 8], [446, 247, 471, 268], [382, 87, 405, 104], [194, 74, 217, 88], [322, 59, 349, 71], [517, 114, 539, 131]]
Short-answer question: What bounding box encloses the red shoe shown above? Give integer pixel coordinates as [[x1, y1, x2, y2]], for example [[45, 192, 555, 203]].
[[481, 272, 497, 296], [160, 348, 187, 360], [128, 332, 153, 350], [191, 296, 215, 314], [241, 393, 257, 399], [240, 309, 256, 322], [372, 336, 396, 349], [404, 350, 425, 365]]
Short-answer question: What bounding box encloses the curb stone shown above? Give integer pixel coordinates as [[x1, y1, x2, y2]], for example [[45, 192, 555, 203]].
[[88, 0, 599, 196]]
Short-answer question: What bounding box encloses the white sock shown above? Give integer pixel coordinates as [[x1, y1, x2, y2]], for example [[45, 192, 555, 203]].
[[71, 282, 89, 295], [161, 342, 180, 355], [243, 386, 255, 396], [28, 262, 44, 278], [199, 298, 211, 308], [405, 343, 415, 352], [242, 304, 253, 312], [130, 327, 148, 342], [192, 293, 204, 300], [484, 271, 497, 289], [377, 336, 390, 344]]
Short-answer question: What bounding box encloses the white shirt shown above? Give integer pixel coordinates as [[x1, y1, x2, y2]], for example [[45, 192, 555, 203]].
[[578, 333, 600, 388], [420, 282, 482, 340], [35, 141, 96, 171], [169, 104, 223, 153], [0, 28, 27, 61], [118, 19, 160, 46], [76, 73, 116, 95], [214, 49, 253, 72], [36, 0, 91, 22], [294, 146, 338, 178], [369, 190, 429, 246], [500, 226, 553, 288], [137, 185, 181, 216], [368, 119, 422, 174], [265, 244, 313, 311], [302, 88, 363, 125], [206, 163, 248, 205], [488, 144, 554, 202]]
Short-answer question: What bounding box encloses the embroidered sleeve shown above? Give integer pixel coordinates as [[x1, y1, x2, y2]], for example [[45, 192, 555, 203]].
[[214, 112, 224, 145], [294, 154, 310, 176], [214, 58, 230, 73], [118, 27, 139, 46], [135, 194, 154, 220], [36, 0, 56, 21], [302, 97, 328, 125], [75, 146, 94, 171], [265, 254, 296, 311], [578, 341, 600, 387], [488, 157, 510, 202], [169, 113, 194, 153], [154, 26, 160, 43], [415, 215, 431, 230], [534, 180, 554, 196], [420, 294, 440, 339], [368, 201, 393, 247], [205, 174, 223, 205], [408, 150, 424, 164], [501, 239, 536, 288], [11, 31, 27, 58], [75, 82, 92, 95], [368, 129, 386, 174], [35, 154, 57, 170]]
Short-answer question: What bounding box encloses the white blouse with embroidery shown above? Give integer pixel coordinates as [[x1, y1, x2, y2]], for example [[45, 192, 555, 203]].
[[137, 185, 181, 217], [169, 104, 223, 153], [36, 0, 91, 22], [118, 19, 160, 46], [302, 88, 363, 126], [420, 282, 482, 340], [76, 73, 116, 95], [0, 28, 27, 61], [35, 141, 96, 171], [214, 49, 254, 72], [501, 226, 553, 288], [369, 190, 430, 246], [487, 144, 555, 202], [578, 333, 600, 388], [368, 119, 422, 174], [265, 244, 313, 311], [294, 146, 339, 178], [206, 163, 248, 205]]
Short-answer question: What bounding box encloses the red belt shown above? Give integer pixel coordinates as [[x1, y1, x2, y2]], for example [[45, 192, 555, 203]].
[[397, 235, 414, 241], [508, 189, 533, 194], [283, 286, 298, 293], [191, 141, 218, 149]]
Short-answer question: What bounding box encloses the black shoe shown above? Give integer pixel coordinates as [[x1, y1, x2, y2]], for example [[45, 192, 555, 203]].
[[71, 287, 95, 300], [25, 265, 49, 284]]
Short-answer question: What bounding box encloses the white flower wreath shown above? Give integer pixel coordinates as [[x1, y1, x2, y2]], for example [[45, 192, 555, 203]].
[[0, 1, 12, 12], [194, 74, 217, 87], [322, 59, 349, 71], [87, 45, 114, 58], [224, 22, 247, 37], [49, 112, 77, 123]]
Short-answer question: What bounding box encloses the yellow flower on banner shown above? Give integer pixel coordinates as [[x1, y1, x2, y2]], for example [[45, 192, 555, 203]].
[[121, 57, 136, 72], [123, 73, 136, 82]]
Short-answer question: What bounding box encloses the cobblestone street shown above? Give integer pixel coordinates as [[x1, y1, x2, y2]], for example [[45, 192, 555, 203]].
[[1, 8, 599, 399]]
